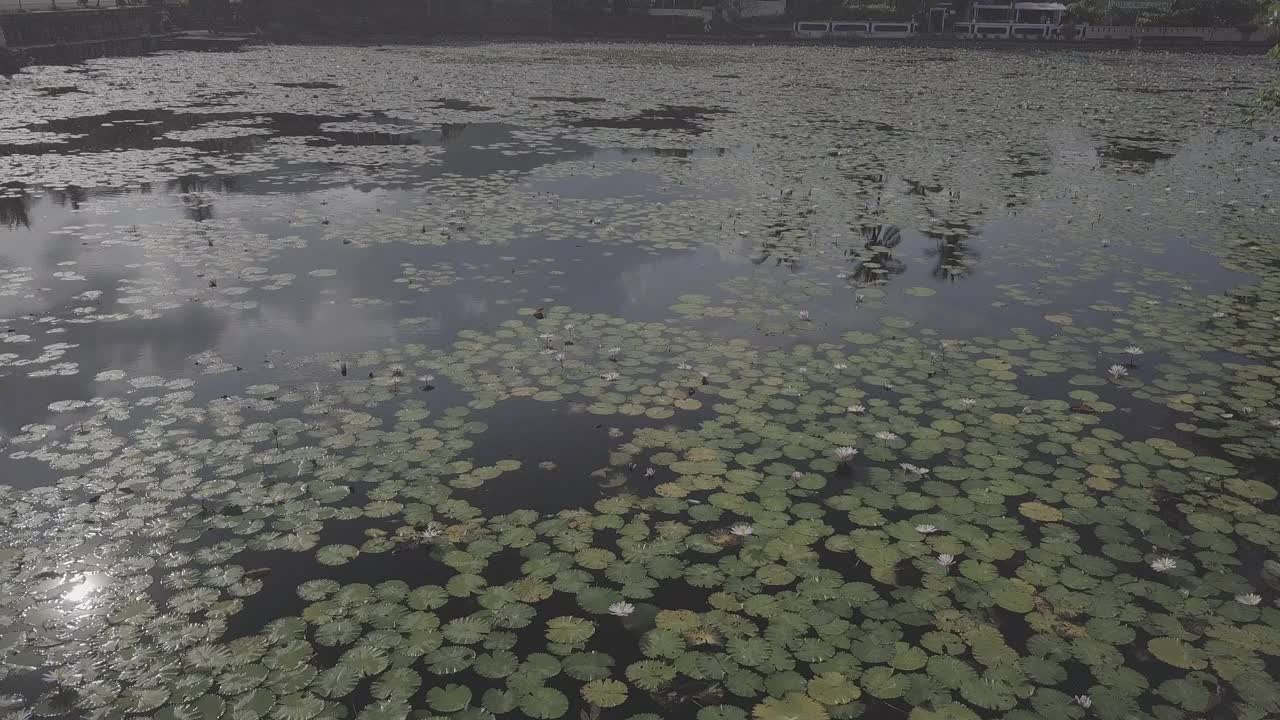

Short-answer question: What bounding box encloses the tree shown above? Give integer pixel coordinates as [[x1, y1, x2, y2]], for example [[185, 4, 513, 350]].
[[1253, 41, 1279, 118], [718, 0, 746, 21], [1064, 0, 1107, 24], [1140, 0, 1271, 26]]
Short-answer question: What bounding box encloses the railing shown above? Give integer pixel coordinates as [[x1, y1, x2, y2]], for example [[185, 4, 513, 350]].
[[793, 20, 830, 37], [1078, 25, 1278, 42], [793, 21, 919, 38], [953, 22, 1064, 36], [795, 18, 1276, 42], [947, 23, 1275, 41], [643, 0, 708, 16], [648, 0, 704, 8], [828, 21, 868, 36]]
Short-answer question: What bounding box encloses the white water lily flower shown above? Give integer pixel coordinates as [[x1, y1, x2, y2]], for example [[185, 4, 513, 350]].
[[834, 446, 858, 462], [42, 667, 80, 687], [644, 467, 656, 478], [1122, 345, 1144, 356], [730, 523, 754, 536], [677, 361, 693, 371], [1107, 364, 1128, 379], [601, 371, 620, 382], [1150, 557, 1177, 572], [936, 553, 956, 568], [609, 601, 635, 617], [833, 363, 848, 370], [915, 524, 938, 534], [798, 310, 810, 321], [606, 346, 621, 356], [875, 431, 899, 442], [417, 522, 443, 540], [847, 404, 866, 413], [1235, 593, 1262, 606], [958, 398, 977, 408], [1073, 695, 1092, 709], [791, 471, 804, 481]]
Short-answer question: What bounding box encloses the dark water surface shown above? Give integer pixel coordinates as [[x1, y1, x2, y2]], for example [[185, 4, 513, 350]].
[[2, 43, 1279, 720]]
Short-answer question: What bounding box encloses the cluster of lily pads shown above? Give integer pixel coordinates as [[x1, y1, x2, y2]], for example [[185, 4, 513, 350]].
[[2, 297, 1279, 720]]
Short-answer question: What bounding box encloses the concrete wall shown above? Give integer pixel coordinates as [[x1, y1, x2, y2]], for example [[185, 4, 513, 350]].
[[0, 6, 153, 48]]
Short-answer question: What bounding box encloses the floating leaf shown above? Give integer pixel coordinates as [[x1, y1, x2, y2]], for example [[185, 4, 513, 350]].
[[1018, 502, 1063, 522], [627, 660, 676, 691], [751, 693, 828, 720], [564, 652, 615, 681], [698, 707, 748, 720], [546, 616, 596, 644], [273, 693, 324, 720], [807, 672, 861, 704], [861, 667, 907, 699], [519, 688, 569, 719], [340, 646, 388, 677], [1147, 637, 1208, 670], [475, 650, 519, 679], [581, 679, 628, 708], [427, 684, 472, 713], [371, 668, 420, 701]]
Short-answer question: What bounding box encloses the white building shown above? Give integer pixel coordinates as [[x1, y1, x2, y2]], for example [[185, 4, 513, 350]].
[[953, 0, 1065, 38]]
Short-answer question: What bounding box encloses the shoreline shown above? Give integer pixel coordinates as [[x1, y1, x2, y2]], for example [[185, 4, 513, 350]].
[[275, 33, 1277, 54], [2, 25, 1275, 69], [445, 32, 1274, 52]]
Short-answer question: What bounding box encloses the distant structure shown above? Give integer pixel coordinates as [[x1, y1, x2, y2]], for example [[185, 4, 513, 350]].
[[428, 0, 554, 33], [792, 10, 1276, 44], [953, 0, 1065, 39], [0, 3, 158, 60]]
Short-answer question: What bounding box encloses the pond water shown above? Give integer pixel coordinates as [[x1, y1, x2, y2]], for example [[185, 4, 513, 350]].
[[1, 43, 1279, 720]]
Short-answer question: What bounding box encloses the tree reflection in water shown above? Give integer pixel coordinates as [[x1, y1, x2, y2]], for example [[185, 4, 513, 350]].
[[847, 223, 906, 285], [923, 225, 979, 281], [0, 190, 30, 230]]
